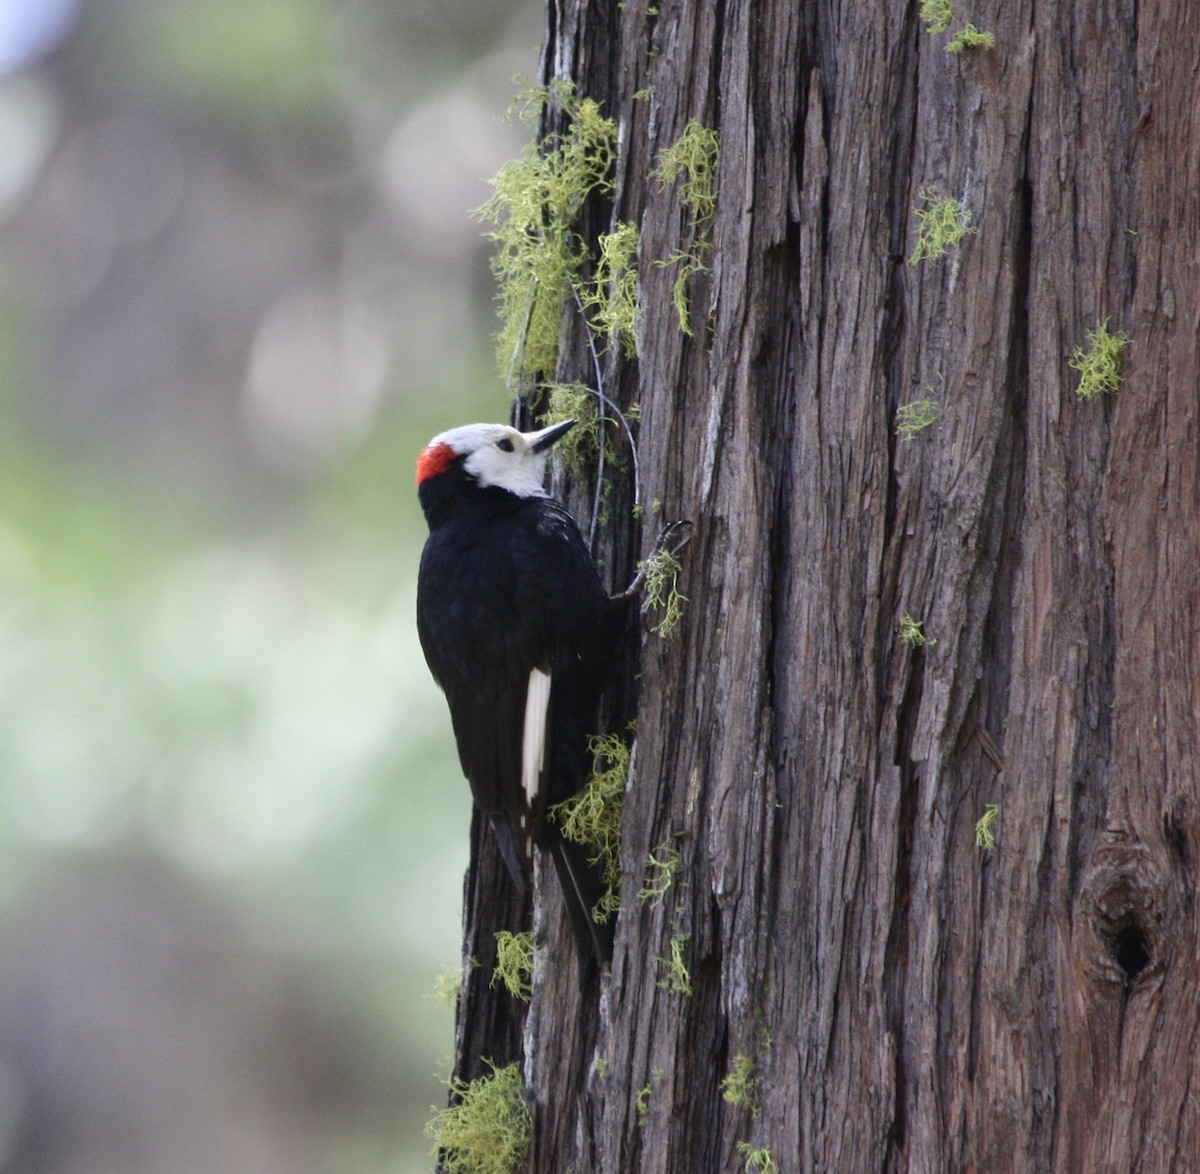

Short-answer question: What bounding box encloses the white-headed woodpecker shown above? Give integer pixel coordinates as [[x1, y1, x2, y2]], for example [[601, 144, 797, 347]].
[[415, 418, 686, 972]]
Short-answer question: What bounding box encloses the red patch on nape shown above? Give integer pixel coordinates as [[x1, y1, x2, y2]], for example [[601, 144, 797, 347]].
[[416, 442, 456, 486]]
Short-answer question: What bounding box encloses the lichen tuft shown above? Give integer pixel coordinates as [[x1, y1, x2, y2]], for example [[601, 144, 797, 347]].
[[638, 845, 682, 907], [919, 0, 955, 34], [720, 1054, 761, 1118], [491, 931, 535, 1002], [895, 397, 939, 441], [1070, 319, 1130, 400], [429, 959, 476, 1009], [946, 22, 995, 51], [975, 803, 1000, 854], [425, 1061, 531, 1174], [898, 612, 937, 649], [657, 918, 692, 996], [908, 187, 977, 265], [737, 1143, 779, 1174], [549, 732, 630, 921], [653, 120, 720, 224], [584, 220, 641, 356], [638, 546, 688, 638], [475, 81, 616, 384]]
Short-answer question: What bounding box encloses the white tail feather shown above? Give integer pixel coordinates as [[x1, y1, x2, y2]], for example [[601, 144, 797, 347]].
[[521, 668, 552, 855]]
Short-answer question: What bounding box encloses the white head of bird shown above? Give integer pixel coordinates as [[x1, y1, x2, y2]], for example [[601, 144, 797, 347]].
[[417, 419, 576, 498]]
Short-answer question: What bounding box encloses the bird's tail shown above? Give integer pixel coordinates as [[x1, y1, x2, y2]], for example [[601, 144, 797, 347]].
[[546, 832, 614, 982], [489, 816, 530, 895]]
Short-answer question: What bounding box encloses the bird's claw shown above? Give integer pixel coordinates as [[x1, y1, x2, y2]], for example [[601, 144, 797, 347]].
[[650, 519, 692, 560], [615, 520, 693, 602]]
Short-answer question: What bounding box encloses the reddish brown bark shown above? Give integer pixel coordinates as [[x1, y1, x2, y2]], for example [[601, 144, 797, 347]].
[[450, 1, 1200, 1170]]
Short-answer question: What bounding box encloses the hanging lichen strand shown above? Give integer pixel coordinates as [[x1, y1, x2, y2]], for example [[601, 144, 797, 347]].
[[424, 1061, 531, 1173], [582, 220, 641, 357], [476, 89, 721, 389], [548, 731, 631, 923], [474, 82, 618, 386], [652, 120, 720, 335]]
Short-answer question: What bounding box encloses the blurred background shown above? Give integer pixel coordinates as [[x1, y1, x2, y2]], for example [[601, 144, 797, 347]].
[[0, 0, 540, 1168]]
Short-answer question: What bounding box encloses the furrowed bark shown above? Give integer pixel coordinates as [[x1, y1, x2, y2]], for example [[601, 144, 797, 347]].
[[448, 2, 1200, 1169]]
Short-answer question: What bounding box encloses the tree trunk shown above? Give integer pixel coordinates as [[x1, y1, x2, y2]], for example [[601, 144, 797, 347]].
[[449, 1, 1200, 1170]]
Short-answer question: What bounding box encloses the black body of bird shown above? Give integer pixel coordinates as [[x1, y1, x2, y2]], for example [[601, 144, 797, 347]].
[[416, 418, 645, 972]]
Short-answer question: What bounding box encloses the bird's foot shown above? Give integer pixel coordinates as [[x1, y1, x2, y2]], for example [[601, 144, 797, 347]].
[[650, 519, 692, 561], [616, 520, 692, 601]]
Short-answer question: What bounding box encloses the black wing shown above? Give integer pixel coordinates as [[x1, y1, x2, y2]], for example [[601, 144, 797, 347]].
[[417, 495, 617, 874]]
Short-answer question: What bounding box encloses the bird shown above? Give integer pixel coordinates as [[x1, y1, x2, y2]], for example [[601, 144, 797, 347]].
[[415, 417, 687, 973]]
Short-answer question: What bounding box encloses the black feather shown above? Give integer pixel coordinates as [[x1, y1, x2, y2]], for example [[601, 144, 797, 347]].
[[417, 459, 628, 971]]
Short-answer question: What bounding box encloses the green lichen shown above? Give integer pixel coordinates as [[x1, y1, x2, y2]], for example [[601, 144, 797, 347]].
[[430, 959, 477, 1009], [635, 1068, 664, 1124], [908, 188, 977, 265], [653, 120, 720, 224], [540, 382, 613, 477], [593, 1056, 610, 1078], [491, 931, 535, 1002], [583, 220, 641, 356], [919, 0, 994, 51], [475, 81, 617, 383], [638, 546, 688, 638], [895, 396, 939, 441], [651, 121, 717, 338], [425, 1061, 531, 1174], [720, 1054, 760, 1118], [549, 732, 630, 922], [737, 1143, 779, 1174], [898, 612, 937, 648], [638, 845, 682, 907], [631, 489, 656, 521], [635, 1082, 652, 1123], [657, 919, 692, 996], [1070, 319, 1130, 400], [919, 0, 954, 34], [975, 803, 999, 853], [897, 373, 943, 440], [655, 248, 710, 336], [946, 22, 995, 51]]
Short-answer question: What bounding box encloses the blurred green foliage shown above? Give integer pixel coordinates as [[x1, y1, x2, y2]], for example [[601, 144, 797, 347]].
[[0, 380, 500, 1166], [123, 0, 328, 114], [0, 0, 539, 1167]]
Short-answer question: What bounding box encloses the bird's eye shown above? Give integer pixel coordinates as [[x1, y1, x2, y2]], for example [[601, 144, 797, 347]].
[[496, 438, 515, 452]]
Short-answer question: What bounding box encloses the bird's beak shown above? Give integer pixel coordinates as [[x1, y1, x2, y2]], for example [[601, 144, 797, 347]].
[[526, 418, 576, 453]]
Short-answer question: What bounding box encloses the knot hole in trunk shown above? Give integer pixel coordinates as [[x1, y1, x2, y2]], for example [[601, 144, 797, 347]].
[[1077, 840, 1173, 997]]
